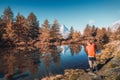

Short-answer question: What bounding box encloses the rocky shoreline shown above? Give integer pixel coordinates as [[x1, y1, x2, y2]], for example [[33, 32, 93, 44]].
[[42, 40, 120, 80]]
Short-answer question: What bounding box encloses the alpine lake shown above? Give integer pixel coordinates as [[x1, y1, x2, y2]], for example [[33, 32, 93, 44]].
[[0, 44, 100, 80]]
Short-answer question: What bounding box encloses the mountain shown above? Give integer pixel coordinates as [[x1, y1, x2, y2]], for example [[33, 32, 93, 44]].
[[59, 24, 70, 39], [109, 20, 120, 32]]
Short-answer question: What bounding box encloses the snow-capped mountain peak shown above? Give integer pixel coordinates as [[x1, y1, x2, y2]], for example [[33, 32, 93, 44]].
[[60, 24, 69, 33], [59, 24, 70, 39], [109, 20, 120, 32]]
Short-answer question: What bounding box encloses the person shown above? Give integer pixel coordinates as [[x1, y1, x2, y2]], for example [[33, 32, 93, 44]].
[[86, 40, 97, 74]]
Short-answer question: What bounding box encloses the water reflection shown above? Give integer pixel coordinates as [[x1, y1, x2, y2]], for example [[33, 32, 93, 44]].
[[0, 44, 88, 80], [39, 45, 61, 68], [69, 44, 82, 56], [0, 47, 40, 80]]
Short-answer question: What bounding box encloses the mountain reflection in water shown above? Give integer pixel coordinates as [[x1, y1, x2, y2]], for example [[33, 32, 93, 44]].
[[0, 44, 89, 80]]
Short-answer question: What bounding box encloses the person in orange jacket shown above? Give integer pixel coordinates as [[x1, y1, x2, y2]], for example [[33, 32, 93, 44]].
[[86, 40, 97, 73]]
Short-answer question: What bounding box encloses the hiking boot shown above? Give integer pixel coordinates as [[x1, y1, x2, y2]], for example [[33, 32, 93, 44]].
[[94, 66, 98, 72], [90, 68, 93, 72]]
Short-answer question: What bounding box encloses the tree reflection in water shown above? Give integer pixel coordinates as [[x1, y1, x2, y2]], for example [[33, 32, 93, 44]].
[[0, 44, 83, 80], [0, 47, 40, 80], [69, 44, 82, 56], [39, 45, 61, 68]]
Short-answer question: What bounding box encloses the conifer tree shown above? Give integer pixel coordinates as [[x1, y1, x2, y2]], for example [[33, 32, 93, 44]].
[[3, 6, 13, 23], [72, 31, 81, 41], [0, 17, 4, 41], [2, 7, 15, 45], [91, 25, 97, 37], [83, 24, 91, 37], [112, 26, 120, 40], [69, 26, 74, 39], [96, 27, 109, 44], [27, 12, 39, 40], [51, 19, 60, 41], [14, 13, 29, 43], [40, 19, 51, 42]]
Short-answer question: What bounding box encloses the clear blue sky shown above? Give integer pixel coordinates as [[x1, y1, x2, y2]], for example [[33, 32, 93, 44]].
[[0, 0, 120, 33]]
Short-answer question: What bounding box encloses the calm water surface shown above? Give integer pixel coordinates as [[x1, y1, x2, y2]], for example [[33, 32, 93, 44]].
[[0, 44, 91, 80]]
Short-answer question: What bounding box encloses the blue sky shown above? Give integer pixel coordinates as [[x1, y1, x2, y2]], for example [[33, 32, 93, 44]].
[[0, 0, 120, 33]]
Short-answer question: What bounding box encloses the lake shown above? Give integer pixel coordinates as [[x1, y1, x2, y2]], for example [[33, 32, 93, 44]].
[[0, 44, 92, 80]]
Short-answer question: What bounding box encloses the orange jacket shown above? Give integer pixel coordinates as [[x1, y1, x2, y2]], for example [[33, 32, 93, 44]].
[[86, 43, 96, 57]]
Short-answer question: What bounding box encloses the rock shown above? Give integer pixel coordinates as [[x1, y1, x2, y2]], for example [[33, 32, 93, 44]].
[[69, 73, 80, 80], [41, 76, 56, 80], [108, 58, 120, 68], [92, 75, 105, 80], [56, 74, 63, 79], [64, 71, 69, 76]]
